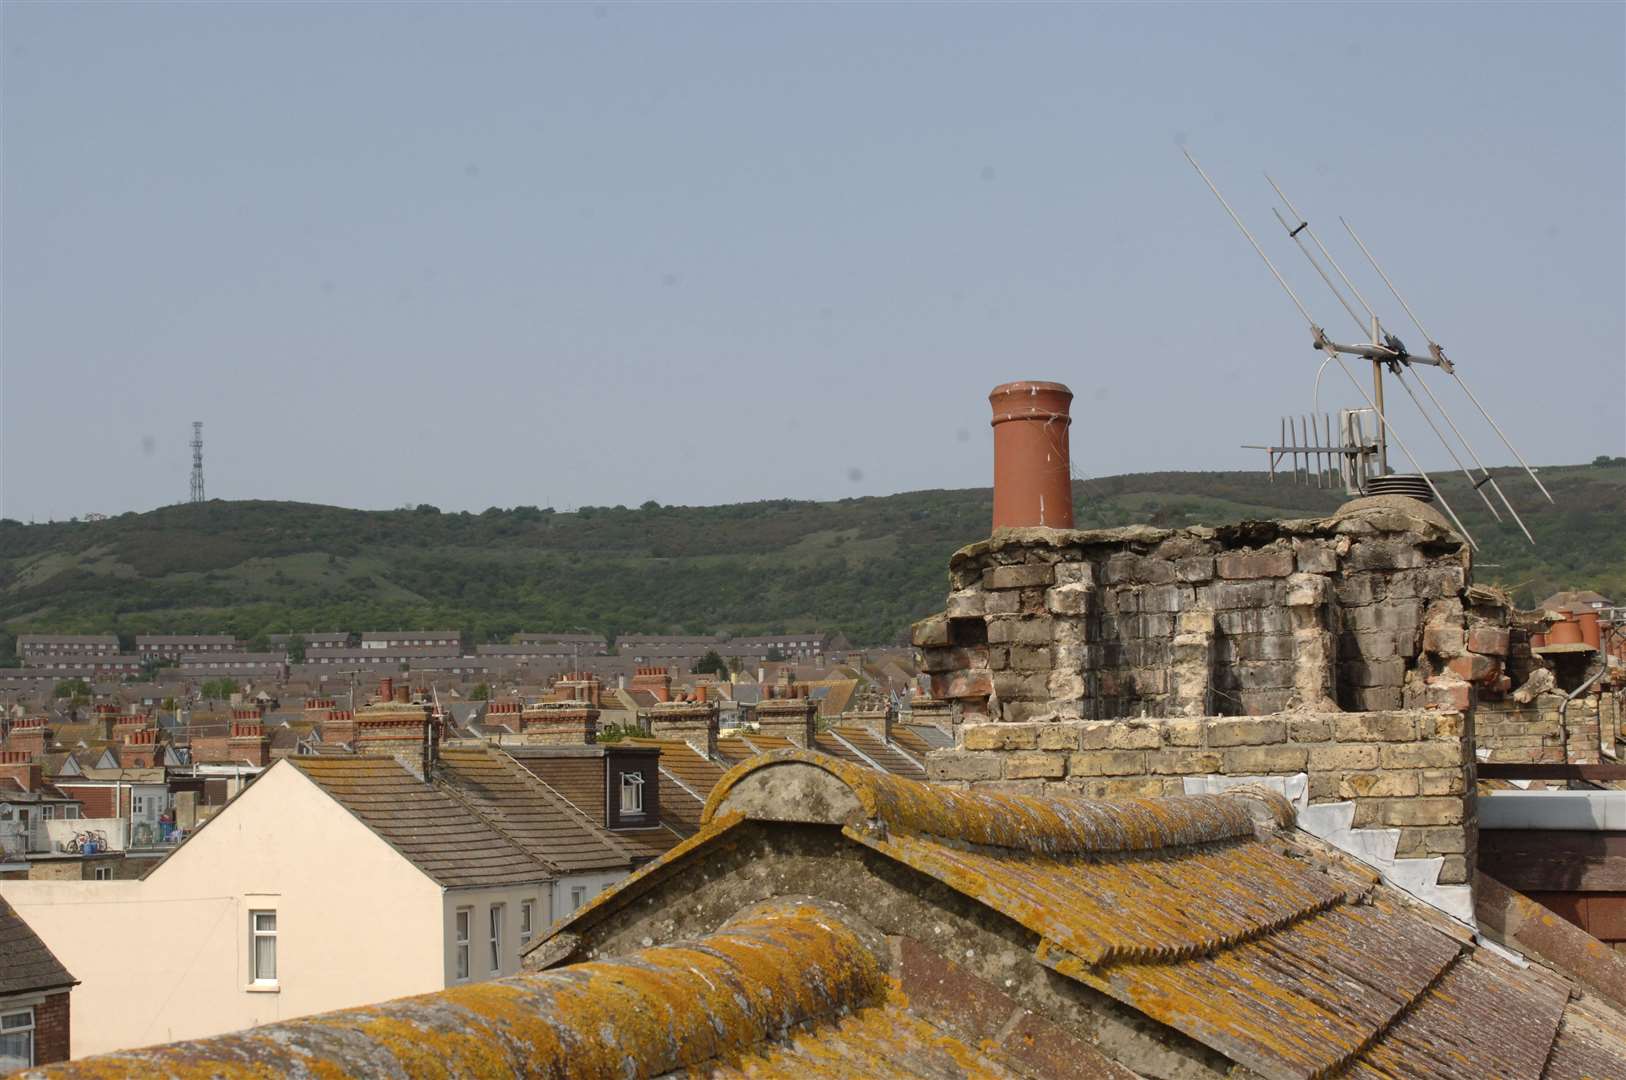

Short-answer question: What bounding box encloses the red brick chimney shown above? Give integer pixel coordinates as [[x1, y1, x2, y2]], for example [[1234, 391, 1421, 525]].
[[755, 694, 818, 748], [642, 700, 719, 759], [229, 713, 270, 767], [321, 709, 355, 745], [0, 750, 43, 793], [119, 726, 164, 768], [631, 667, 673, 703], [6, 717, 52, 757], [355, 685, 436, 780], [989, 380, 1074, 530], [520, 702, 599, 745], [485, 700, 523, 732]]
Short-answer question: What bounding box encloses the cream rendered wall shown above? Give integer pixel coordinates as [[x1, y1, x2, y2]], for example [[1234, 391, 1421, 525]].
[[0, 760, 446, 1059]]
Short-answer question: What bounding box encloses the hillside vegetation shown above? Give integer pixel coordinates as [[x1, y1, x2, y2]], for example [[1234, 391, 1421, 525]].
[[1, 463, 1621, 654]]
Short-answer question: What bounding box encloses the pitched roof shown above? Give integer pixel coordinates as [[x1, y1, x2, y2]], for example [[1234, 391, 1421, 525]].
[[434, 745, 636, 874], [290, 757, 551, 889], [0, 896, 77, 996], [553, 752, 1626, 1080]]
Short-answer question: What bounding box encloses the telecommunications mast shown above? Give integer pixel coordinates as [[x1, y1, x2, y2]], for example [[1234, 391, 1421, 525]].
[[189, 422, 206, 503]]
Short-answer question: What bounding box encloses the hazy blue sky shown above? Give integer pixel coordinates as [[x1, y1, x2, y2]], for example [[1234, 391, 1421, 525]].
[[4, 2, 1621, 521]]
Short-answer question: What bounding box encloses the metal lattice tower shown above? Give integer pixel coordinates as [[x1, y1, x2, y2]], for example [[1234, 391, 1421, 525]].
[[189, 422, 205, 503]]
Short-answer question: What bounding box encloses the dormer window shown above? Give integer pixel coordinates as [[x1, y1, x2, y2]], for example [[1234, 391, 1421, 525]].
[[619, 771, 645, 816]]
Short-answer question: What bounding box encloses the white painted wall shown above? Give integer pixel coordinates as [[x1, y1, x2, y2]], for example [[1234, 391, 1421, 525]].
[[0, 761, 447, 1058], [441, 884, 549, 984], [550, 870, 626, 927]]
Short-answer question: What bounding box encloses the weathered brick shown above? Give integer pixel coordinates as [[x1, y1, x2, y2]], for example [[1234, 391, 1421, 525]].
[[1332, 713, 1419, 742], [1216, 550, 1296, 579], [1206, 718, 1288, 747], [1466, 626, 1511, 656], [1001, 701, 1055, 724], [1044, 584, 1093, 616], [1175, 556, 1215, 582], [1422, 826, 1468, 853], [1208, 580, 1284, 609], [944, 588, 986, 619], [1288, 718, 1331, 743], [1339, 657, 1407, 687], [1222, 745, 1307, 773], [1053, 561, 1094, 586], [1379, 742, 1465, 769], [921, 644, 988, 673], [986, 616, 1055, 646], [911, 614, 951, 647], [1294, 541, 1338, 573], [928, 752, 1003, 782], [1421, 623, 1465, 656], [1338, 771, 1420, 798], [1067, 750, 1148, 776], [1308, 744, 1380, 771], [1374, 797, 1464, 827], [1106, 722, 1163, 750], [1007, 645, 1052, 671], [1418, 768, 1466, 796], [1076, 721, 1115, 751], [962, 724, 1038, 751], [931, 669, 993, 700], [1437, 855, 1468, 884], [984, 564, 1055, 590], [1347, 540, 1426, 571], [1163, 719, 1203, 747], [992, 670, 1050, 700], [1147, 749, 1223, 774], [1447, 653, 1500, 683], [1036, 725, 1082, 751], [983, 590, 1022, 615], [1004, 752, 1067, 780]]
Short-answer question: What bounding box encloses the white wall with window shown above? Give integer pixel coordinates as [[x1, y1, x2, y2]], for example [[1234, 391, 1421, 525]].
[[249, 910, 277, 986], [550, 871, 625, 924], [453, 908, 472, 981], [442, 885, 545, 984]]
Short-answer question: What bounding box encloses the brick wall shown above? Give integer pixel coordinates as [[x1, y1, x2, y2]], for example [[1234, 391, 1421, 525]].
[[34, 990, 71, 1065], [928, 709, 1475, 884]]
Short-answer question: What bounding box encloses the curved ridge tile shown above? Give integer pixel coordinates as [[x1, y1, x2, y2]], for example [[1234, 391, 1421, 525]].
[[703, 749, 1263, 855], [39, 900, 886, 1080]]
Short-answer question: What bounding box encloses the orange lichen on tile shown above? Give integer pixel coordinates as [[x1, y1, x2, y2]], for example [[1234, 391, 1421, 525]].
[[36, 899, 886, 1080], [702, 749, 1262, 855]]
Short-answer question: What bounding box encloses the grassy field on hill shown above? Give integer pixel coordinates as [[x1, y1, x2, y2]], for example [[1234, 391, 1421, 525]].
[[1, 462, 1621, 654]]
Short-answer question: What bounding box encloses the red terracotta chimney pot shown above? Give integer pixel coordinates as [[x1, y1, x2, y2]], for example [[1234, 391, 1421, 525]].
[[989, 380, 1074, 530]]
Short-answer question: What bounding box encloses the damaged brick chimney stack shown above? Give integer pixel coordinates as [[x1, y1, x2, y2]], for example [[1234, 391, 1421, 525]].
[[990, 381, 1074, 530]]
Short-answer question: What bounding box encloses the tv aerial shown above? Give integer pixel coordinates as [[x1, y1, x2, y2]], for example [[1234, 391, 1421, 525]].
[[1182, 150, 1551, 552]]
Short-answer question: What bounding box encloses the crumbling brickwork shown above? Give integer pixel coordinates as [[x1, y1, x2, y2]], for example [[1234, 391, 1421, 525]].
[[914, 498, 1472, 725]]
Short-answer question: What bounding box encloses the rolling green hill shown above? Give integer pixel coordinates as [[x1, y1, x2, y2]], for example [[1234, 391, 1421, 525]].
[[2, 462, 1621, 654]]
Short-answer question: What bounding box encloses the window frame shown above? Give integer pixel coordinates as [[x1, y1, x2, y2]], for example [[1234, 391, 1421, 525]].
[[569, 885, 587, 912], [249, 910, 278, 985], [520, 900, 535, 945], [454, 907, 472, 981], [488, 903, 504, 973], [93, 865, 112, 881], [619, 771, 645, 816], [0, 1007, 34, 1071]]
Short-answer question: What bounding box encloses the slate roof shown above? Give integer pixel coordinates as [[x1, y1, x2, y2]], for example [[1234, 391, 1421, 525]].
[[434, 745, 635, 874], [0, 896, 77, 996], [552, 752, 1626, 1080], [290, 757, 551, 889]]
